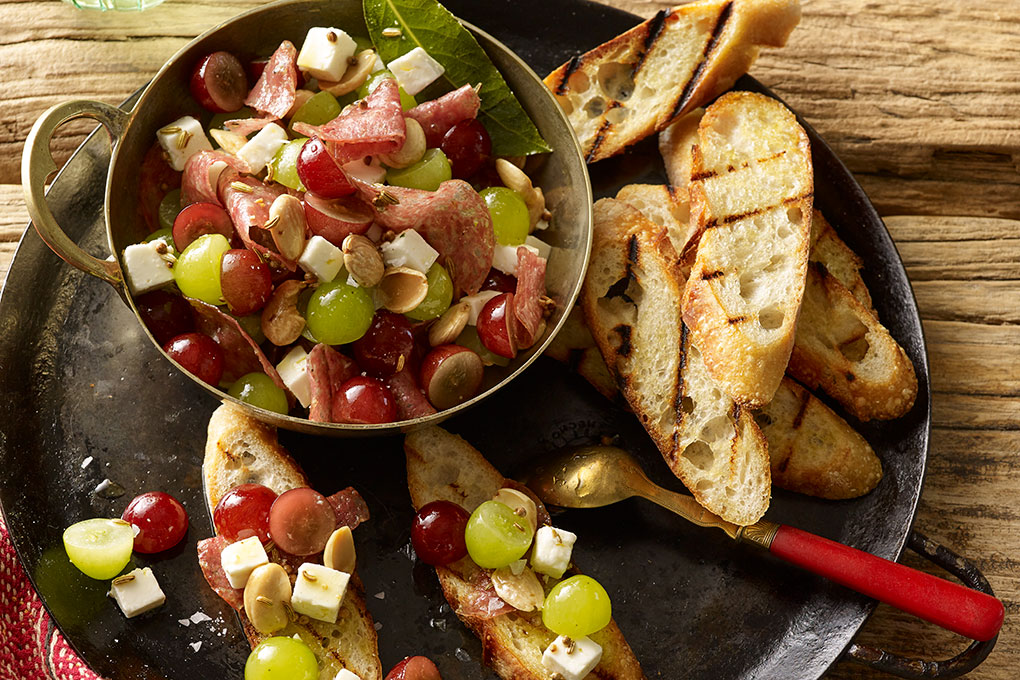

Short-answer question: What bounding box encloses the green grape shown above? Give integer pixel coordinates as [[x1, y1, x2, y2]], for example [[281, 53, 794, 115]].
[[406, 263, 453, 321], [245, 636, 318, 680], [455, 326, 510, 367], [480, 187, 530, 246], [174, 233, 231, 305], [209, 106, 254, 134], [269, 138, 309, 191], [144, 227, 177, 256], [157, 189, 182, 231], [62, 518, 134, 580], [229, 373, 289, 414], [235, 313, 266, 344], [305, 281, 375, 345], [542, 575, 612, 639], [464, 500, 535, 569], [289, 91, 341, 131], [386, 149, 451, 192], [357, 71, 417, 110]]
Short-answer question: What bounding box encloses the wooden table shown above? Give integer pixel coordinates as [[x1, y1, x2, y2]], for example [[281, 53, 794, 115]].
[[1, 0, 1016, 677]]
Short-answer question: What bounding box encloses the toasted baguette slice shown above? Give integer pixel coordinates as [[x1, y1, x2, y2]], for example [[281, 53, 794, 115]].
[[790, 264, 918, 421], [683, 91, 813, 407], [545, 304, 622, 402], [659, 107, 705, 189], [544, 0, 801, 163], [809, 211, 874, 312], [204, 404, 383, 680], [581, 198, 770, 524], [615, 183, 695, 264], [404, 426, 645, 680]]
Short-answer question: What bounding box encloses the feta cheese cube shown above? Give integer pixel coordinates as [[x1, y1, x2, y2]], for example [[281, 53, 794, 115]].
[[220, 536, 269, 589], [461, 290, 501, 325], [542, 635, 603, 680], [531, 526, 577, 579], [380, 230, 439, 274], [342, 156, 387, 185], [157, 116, 212, 171], [387, 47, 445, 96], [236, 123, 288, 175], [291, 563, 350, 624], [525, 235, 552, 260], [299, 235, 344, 283], [491, 243, 540, 277], [108, 567, 166, 618], [334, 670, 362, 680], [122, 241, 174, 296], [277, 346, 312, 408], [371, 53, 385, 73], [297, 27, 358, 81]]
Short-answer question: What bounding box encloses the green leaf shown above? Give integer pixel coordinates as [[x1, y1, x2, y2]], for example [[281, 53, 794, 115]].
[[364, 0, 552, 156]]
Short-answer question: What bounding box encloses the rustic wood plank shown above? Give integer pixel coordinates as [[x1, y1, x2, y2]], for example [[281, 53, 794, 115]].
[[0, 183, 28, 283]]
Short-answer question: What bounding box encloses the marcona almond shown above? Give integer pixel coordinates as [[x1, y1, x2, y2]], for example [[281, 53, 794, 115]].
[[377, 266, 428, 314], [209, 128, 248, 155], [377, 118, 426, 169], [428, 302, 470, 346], [261, 279, 306, 345], [319, 49, 377, 96], [495, 158, 546, 231], [492, 487, 538, 533], [342, 234, 384, 287], [491, 566, 545, 612], [323, 526, 356, 574], [243, 563, 292, 635], [268, 195, 308, 261]]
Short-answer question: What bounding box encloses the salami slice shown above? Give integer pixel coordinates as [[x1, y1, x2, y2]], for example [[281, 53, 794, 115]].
[[244, 41, 298, 119], [223, 116, 277, 136], [456, 567, 514, 620], [186, 297, 287, 389], [406, 84, 481, 147], [327, 487, 371, 530], [138, 143, 182, 233], [181, 151, 248, 207], [512, 247, 547, 349], [385, 368, 437, 420], [356, 180, 495, 296], [218, 171, 296, 271], [197, 536, 243, 610], [307, 344, 360, 423]]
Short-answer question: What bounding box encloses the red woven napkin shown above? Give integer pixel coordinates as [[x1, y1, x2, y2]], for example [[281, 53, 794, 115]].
[[0, 513, 103, 680]]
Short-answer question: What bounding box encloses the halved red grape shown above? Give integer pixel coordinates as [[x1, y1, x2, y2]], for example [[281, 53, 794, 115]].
[[411, 500, 469, 566], [296, 137, 356, 199], [213, 483, 277, 543], [190, 51, 248, 114], [121, 491, 189, 554], [172, 202, 235, 252], [221, 249, 272, 316], [385, 656, 443, 680], [420, 344, 484, 410], [304, 193, 373, 247], [481, 269, 517, 294], [163, 332, 224, 386], [269, 488, 336, 556], [351, 312, 415, 378], [440, 118, 491, 179], [136, 290, 194, 344], [332, 377, 396, 424], [476, 293, 517, 359]]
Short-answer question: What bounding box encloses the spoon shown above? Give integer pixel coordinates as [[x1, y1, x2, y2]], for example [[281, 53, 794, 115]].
[[523, 445, 1004, 642]]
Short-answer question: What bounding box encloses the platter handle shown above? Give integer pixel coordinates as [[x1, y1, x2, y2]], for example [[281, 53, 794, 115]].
[[842, 531, 999, 679], [22, 100, 129, 286]]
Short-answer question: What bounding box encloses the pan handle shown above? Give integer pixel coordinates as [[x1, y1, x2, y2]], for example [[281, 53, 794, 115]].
[[842, 531, 999, 679], [22, 100, 130, 286]]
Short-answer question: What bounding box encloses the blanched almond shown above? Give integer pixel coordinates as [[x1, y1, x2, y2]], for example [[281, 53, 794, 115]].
[[319, 49, 377, 97], [428, 302, 470, 347], [342, 234, 384, 287], [377, 266, 428, 314], [267, 195, 308, 261], [492, 487, 538, 533], [261, 279, 306, 346], [323, 526, 356, 574], [491, 566, 545, 612], [209, 128, 248, 155], [378, 118, 426, 169], [495, 158, 546, 231], [243, 563, 292, 635]]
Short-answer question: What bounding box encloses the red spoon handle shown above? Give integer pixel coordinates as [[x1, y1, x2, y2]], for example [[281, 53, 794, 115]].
[[769, 525, 1004, 641]]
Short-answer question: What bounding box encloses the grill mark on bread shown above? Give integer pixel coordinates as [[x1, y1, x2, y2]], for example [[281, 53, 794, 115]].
[[642, 9, 671, 55], [671, 1, 733, 119], [693, 150, 789, 182], [727, 315, 747, 325], [586, 119, 613, 163], [554, 55, 581, 95], [791, 389, 812, 429], [672, 324, 691, 453], [705, 190, 815, 230], [701, 269, 724, 280], [612, 324, 633, 357], [666, 183, 680, 202]]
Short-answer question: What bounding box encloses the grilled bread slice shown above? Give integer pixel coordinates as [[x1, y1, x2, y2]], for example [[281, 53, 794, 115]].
[[544, 0, 801, 163], [615, 183, 695, 265], [404, 426, 645, 680], [659, 107, 705, 188], [809, 211, 874, 312], [204, 403, 383, 680], [581, 198, 770, 524], [545, 304, 622, 403], [683, 91, 813, 407]]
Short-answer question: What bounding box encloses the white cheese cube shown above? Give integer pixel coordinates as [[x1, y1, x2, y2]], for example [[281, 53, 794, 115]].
[[365, 223, 384, 243], [299, 235, 344, 283], [157, 116, 212, 171], [297, 27, 358, 81], [491, 243, 540, 277], [460, 290, 500, 325], [123, 241, 175, 296], [236, 123, 288, 175], [387, 47, 445, 96], [371, 53, 385, 73], [334, 670, 362, 680], [542, 636, 603, 680], [291, 563, 350, 624], [525, 235, 552, 260], [277, 346, 312, 408], [342, 156, 387, 185], [220, 536, 269, 589], [531, 526, 577, 579], [380, 230, 439, 274], [108, 567, 166, 618]]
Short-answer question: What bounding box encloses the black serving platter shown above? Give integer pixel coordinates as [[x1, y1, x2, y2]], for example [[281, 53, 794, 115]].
[[0, 1, 930, 679]]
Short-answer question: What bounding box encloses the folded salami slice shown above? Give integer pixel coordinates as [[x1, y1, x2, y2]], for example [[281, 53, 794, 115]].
[[223, 116, 277, 136], [197, 536, 243, 610], [182, 151, 248, 207], [327, 487, 371, 530], [406, 84, 481, 147], [512, 246, 547, 349], [138, 143, 181, 233], [244, 40, 298, 119], [218, 171, 296, 271], [385, 368, 437, 420], [307, 344, 359, 423], [292, 78, 405, 165], [460, 567, 515, 620], [356, 179, 495, 296], [186, 297, 287, 389]]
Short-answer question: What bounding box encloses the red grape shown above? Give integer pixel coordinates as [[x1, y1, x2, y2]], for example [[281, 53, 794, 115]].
[[136, 290, 194, 344], [172, 202, 235, 251], [481, 269, 517, 294], [269, 488, 336, 556], [163, 332, 224, 386], [304, 193, 374, 247], [190, 51, 248, 114], [385, 656, 443, 680], [220, 249, 272, 315], [332, 377, 396, 424], [121, 491, 189, 554], [440, 119, 491, 179], [351, 312, 414, 378], [213, 483, 277, 543], [296, 137, 356, 199], [411, 500, 469, 566], [476, 293, 517, 359]]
